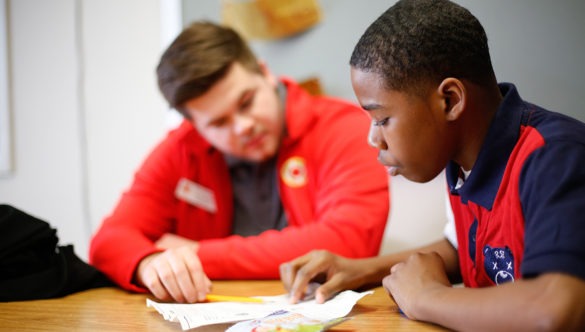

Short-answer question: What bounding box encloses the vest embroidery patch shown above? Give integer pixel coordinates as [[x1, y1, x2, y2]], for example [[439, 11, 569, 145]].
[[483, 245, 515, 285], [280, 156, 307, 188]]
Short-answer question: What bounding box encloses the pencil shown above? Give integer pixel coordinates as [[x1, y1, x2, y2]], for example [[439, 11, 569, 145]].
[[205, 294, 264, 303]]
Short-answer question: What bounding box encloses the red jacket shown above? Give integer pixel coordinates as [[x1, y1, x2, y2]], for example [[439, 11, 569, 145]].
[[89, 78, 390, 292]]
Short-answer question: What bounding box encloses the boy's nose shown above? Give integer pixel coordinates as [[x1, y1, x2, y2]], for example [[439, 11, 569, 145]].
[[367, 124, 388, 150]]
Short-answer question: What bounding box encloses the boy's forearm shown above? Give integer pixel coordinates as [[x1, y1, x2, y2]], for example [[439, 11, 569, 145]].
[[364, 238, 459, 286], [416, 273, 585, 332]]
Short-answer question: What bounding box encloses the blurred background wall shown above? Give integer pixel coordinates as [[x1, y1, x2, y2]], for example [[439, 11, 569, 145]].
[[0, 0, 584, 259]]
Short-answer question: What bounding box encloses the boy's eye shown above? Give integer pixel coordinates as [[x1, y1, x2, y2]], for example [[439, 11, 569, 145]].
[[373, 118, 389, 126]]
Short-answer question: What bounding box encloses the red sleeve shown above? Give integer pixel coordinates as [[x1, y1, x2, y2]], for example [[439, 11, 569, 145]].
[[89, 133, 182, 292], [197, 100, 390, 279], [91, 92, 390, 283]]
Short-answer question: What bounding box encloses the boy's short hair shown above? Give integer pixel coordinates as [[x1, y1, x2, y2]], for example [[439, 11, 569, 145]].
[[350, 0, 496, 96], [157, 21, 262, 116]]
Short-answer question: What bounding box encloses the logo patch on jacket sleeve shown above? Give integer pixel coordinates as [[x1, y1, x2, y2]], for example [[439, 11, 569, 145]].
[[483, 245, 515, 285], [280, 156, 307, 188]]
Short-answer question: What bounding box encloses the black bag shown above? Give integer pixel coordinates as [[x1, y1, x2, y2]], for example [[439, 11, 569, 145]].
[[0, 204, 113, 301]]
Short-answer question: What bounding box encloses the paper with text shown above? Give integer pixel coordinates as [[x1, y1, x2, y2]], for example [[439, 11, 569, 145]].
[[147, 290, 372, 330]]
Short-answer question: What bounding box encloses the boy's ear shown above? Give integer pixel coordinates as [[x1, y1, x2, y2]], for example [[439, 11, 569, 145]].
[[438, 78, 466, 121]]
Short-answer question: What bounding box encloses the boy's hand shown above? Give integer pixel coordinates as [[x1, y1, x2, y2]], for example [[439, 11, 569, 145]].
[[279, 250, 371, 304], [135, 242, 212, 303], [383, 251, 450, 319]]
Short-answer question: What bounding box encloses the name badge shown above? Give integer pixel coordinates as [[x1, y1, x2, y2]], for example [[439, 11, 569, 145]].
[[175, 178, 217, 213]]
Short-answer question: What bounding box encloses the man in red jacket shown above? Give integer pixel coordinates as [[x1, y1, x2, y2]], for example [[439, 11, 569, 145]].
[[89, 21, 389, 303]]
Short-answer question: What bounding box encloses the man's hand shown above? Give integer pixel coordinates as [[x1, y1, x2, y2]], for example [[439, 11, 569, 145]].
[[279, 250, 374, 304], [383, 251, 451, 319], [155, 233, 199, 250], [135, 238, 212, 303]]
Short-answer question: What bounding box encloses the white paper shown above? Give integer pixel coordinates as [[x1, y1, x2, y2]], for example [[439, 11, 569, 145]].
[[147, 290, 372, 330]]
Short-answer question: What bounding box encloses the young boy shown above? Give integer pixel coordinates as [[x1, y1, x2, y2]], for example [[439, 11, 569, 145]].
[[89, 21, 389, 304], [280, 0, 585, 330]]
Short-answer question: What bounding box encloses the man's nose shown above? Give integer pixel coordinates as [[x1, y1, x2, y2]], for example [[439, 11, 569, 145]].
[[232, 113, 254, 135], [367, 123, 388, 150]]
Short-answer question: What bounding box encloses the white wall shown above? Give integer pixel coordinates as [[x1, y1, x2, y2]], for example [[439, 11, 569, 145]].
[[0, 0, 90, 255], [0, 0, 10, 177], [0, 0, 583, 262], [81, 0, 168, 235], [0, 0, 168, 260]]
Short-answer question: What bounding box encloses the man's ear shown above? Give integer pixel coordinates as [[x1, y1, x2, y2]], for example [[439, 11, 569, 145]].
[[438, 78, 466, 121]]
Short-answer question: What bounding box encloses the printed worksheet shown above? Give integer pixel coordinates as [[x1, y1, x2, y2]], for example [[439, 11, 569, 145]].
[[147, 290, 372, 330]]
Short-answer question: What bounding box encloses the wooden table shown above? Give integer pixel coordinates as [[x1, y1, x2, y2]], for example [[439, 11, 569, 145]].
[[0, 281, 447, 331]]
